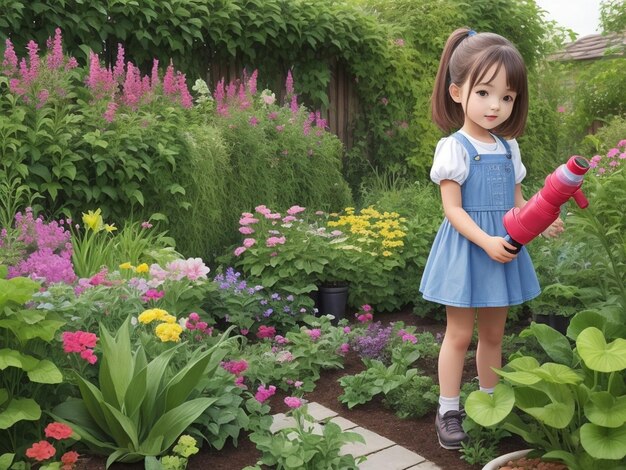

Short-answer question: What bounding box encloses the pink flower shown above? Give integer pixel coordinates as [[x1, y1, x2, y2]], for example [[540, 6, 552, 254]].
[[557, 106, 566, 113], [306, 329, 321, 341], [282, 215, 296, 223], [339, 343, 350, 354], [234, 246, 247, 256], [294, 380, 304, 388], [189, 312, 200, 322], [239, 216, 259, 225], [361, 304, 373, 312], [249, 116, 259, 126], [287, 205, 306, 216], [255, 384, 276, 403], [284, 396, 303, 409], [257, 325, 277, 339], [221, 359, 248, 376], [61, 451, 79, 466], [394, 38, 405, 46], [180, 257, 210, 280], [45, 422, 73, 440], [243, 238, 256, 248], [356, 313, 373, 323], [380, 97, 389, 106], [26, 441, 55, 461], [617, 139, 626, 148], [266, 236, 286, 247], [234, 376, 246, 388], [343, 326, 351, 334], [240, 328, 249, 335], [607, 148, 619, 158], [239, 226, 255, 235]]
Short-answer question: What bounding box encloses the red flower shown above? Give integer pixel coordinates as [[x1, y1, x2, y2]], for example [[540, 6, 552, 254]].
[[26, 440, 56, 461], [44, 422, 73, 440], [61, 451, 80, 465]]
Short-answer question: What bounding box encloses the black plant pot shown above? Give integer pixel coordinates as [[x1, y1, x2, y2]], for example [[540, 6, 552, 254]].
[[318, 284, 349, 324], [534, 313, 570, 335]]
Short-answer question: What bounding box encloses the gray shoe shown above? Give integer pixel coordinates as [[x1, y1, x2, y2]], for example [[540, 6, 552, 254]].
[[435, 408, 468, 450]]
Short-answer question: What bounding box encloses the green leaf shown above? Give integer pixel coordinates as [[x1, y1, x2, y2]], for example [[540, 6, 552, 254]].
[[585, 392, 626, 428], [514, 384, 575, 429], [0, 453, 14, 470], [577, 327, 626, 372], [580, 422, 626, 460], [0, 398, 41, 429], [26, 359, 63, 384], [521, 323, 573, 365], [533, 363, 582, 385], [465, 384, 515, 426]]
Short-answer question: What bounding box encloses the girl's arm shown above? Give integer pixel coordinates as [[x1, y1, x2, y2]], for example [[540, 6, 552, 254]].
[[440, 179, 517, 263]]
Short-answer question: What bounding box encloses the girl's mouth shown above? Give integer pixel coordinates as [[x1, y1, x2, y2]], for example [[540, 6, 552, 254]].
[[485, 115, 498, 121]]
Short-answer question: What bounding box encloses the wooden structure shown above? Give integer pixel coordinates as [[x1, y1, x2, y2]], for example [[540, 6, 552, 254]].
[[548, 32, 626, 61]]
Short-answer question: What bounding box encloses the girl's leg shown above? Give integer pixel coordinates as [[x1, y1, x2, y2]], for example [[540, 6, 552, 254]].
[[436, 306, 475, 449], [438, 306, 475, 397], [476, 307, 508, 389]]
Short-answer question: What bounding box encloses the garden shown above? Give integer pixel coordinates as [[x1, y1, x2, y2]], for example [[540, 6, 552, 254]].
[[0, 1, 625, 469]]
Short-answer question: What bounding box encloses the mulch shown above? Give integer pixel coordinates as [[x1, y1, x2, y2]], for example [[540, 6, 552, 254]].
[[78, 308, 527, 470]]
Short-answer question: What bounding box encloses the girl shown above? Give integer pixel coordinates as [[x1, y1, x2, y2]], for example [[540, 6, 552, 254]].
[[419, 28, 562, 450]]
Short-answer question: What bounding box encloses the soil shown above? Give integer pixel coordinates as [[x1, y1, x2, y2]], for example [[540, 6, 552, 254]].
[[78, 308, 528, 470]]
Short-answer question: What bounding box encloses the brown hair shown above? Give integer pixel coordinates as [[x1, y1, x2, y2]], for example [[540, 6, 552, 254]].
[[431, 28, 528, 138]]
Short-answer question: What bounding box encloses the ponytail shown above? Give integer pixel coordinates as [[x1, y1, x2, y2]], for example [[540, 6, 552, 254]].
[[431, 27, 473, 133]]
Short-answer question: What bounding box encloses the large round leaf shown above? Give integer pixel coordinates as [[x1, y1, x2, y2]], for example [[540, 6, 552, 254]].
[[580, 422, 626, 460], [520, 323, 573, 365], [577, 327, 626, 372], [514, 384, 575, 429], [465, 384, 515, 427], [533, 363, 583, 385], [584, 392, 626, 428]]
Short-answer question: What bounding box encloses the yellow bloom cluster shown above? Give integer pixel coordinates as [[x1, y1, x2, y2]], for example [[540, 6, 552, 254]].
[[119, 262, 150, 273], [327, 206, 407, 256], [82, 208, 117, 233], [138, 308, 181, 342]]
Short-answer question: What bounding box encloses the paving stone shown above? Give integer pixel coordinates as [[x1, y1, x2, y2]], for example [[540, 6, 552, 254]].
[[339, 426, 395, 458], [405, 460, 443, 470], [358, 445, 426, 470], [306, 401, 338, 421], [269, 413, 297, 433], [326, 415, 358, 431]]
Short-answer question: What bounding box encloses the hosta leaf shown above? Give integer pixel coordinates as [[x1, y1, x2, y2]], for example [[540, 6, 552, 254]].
[[580, 422, 626, 460], [577, 327, 626, 372], [584, 392, 626, 428], [465, 384, 515, 426], [0, 398, 41, 429]]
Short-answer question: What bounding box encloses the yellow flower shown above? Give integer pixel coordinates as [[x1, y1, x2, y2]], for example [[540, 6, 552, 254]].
[[382, 250, 393, 257], [155, 322, 183, 342], [119, 262, 134, 270], [138, 310, 157, 324], [135, 263, 149, 273], [104, 223, 117, 233], [162, 314, 177, 324], [139, 308, 169, 324], [82, 209, 104, 232]]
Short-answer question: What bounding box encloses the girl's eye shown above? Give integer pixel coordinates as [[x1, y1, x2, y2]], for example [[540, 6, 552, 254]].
[[503, 95, 515, 102], [477, 90, 488, 97]]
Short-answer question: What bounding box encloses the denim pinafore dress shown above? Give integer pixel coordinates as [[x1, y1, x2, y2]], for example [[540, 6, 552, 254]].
[[419, 132, 540, 308]]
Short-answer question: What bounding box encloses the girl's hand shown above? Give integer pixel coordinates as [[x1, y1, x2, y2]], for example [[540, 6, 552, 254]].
[[542, 218, 564, 238], [482, 236, 518, 263]]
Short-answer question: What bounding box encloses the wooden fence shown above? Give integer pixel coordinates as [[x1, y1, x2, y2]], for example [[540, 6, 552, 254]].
[[207, 60, 359, 151]]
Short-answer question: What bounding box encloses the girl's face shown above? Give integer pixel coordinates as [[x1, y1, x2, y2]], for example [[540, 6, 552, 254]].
[[449, 64, 517, 140]]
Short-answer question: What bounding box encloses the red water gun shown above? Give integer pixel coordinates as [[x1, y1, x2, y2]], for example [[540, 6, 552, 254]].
[[503, 156, 590, 254]]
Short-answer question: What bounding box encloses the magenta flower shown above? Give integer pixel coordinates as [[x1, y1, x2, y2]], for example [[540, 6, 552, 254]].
[[284, 396, 303, 409], [255, 384, 277, 403], [243, 238, 256, 248], [257, 325, 277, 339], [234, 246, 246, 256], [266, 236, 286, 247], [306, 329, 321, 341], [221, 359, 248, 376]]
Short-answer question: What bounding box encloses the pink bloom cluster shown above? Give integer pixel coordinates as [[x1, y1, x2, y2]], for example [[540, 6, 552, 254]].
[[86, 44, 193, 121], [397, 329, 417, 344], [75, 267, 118, 295], [356, 304, 374, 323], [221, 359, 248, 376], [257, 325, 277, 339], [284, 396, 303, 409], [62, 331, 98, 364], [142, 288, 165, 303], [146, 258, 210, 287], [2, 28, 78, 106], [4, 209, 76, 285], [588, 140, 626, 176], [185, 312, 212, 338], [305, 328, 322, 341], [25, 422, 78, 468], [255, 384, 276, 403]]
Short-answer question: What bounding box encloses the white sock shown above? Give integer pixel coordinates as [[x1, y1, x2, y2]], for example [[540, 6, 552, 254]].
[[480, 386, 495, 395], [438, 395, 460, 415]]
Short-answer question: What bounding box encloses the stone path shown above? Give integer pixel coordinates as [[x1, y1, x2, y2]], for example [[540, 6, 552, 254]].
[[271, 402, 442, 470]]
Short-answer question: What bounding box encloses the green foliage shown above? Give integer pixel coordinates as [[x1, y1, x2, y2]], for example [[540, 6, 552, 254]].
[[0, 275, 64, 453], [465, 320, 626, 469], [600, 0, 626, 34], [247, 406, 365, 470], [383, 374, 439, 419], [51, 319, 236, 466], [460, 418, 511, 466]]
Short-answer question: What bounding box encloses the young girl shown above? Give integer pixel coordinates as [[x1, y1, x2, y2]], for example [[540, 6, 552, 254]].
[[419, 28, 562, 450]]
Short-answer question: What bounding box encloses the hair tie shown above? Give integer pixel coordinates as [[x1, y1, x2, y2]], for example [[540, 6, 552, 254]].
[[467, 30, 477, 37]]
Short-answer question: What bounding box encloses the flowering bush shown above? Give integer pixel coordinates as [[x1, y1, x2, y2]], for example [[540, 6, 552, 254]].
[[588, 139, 626, 176], [208, 267, 314, 335], [1, 208, 76, 285]]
